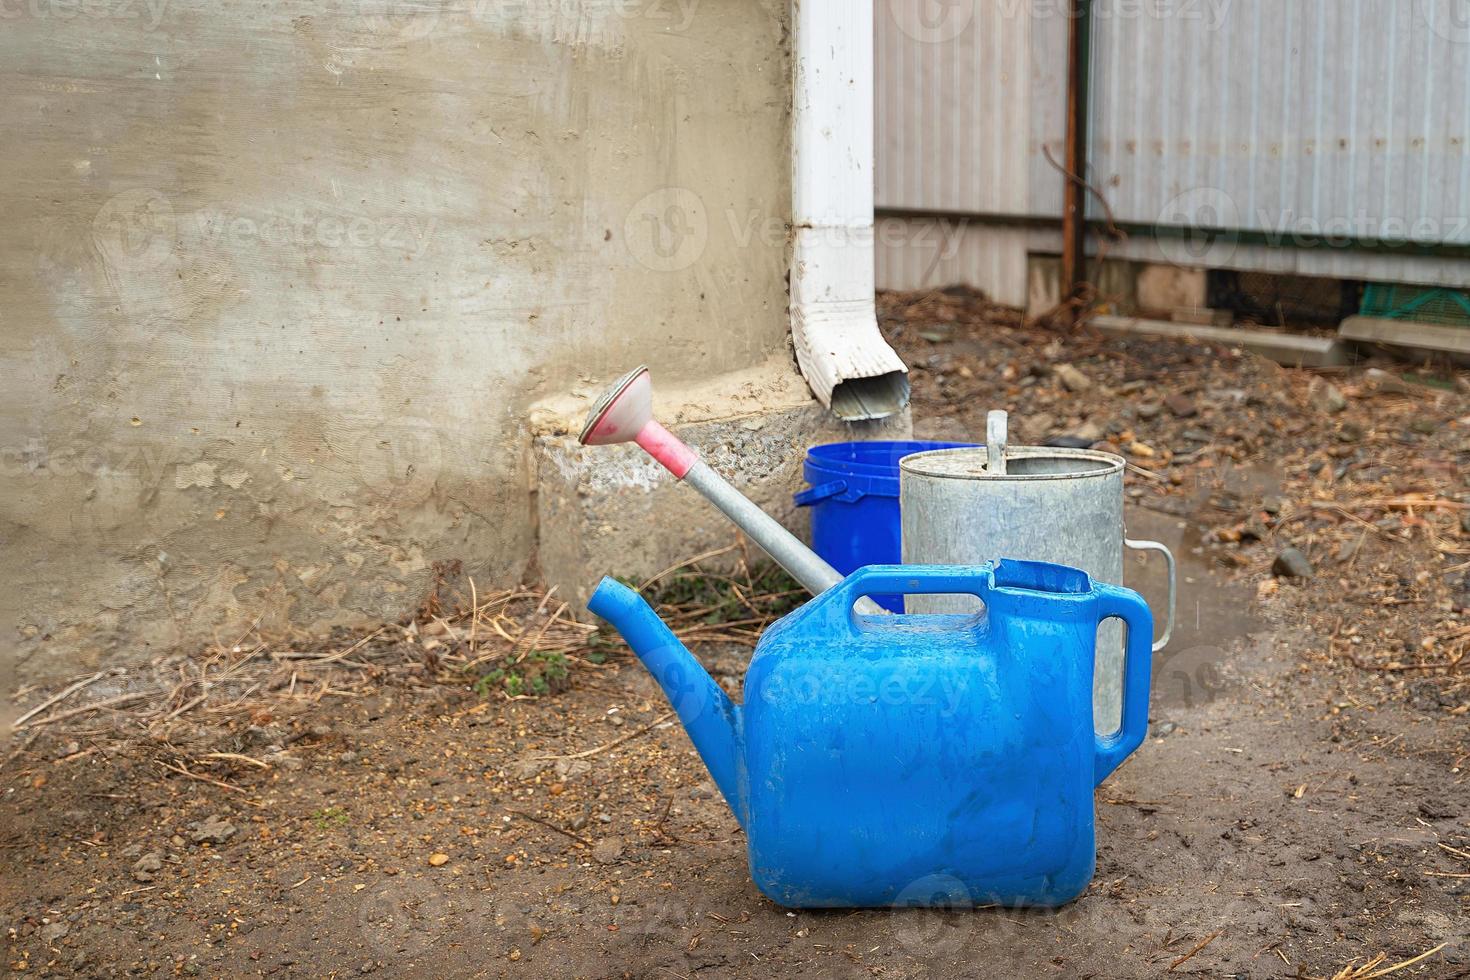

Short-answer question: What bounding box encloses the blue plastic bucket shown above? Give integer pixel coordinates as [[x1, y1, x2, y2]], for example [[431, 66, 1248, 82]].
[[794, 440, 978, 611]]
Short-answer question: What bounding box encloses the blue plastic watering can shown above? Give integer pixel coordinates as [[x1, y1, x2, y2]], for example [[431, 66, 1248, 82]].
[[587, 559, 1153, 909]]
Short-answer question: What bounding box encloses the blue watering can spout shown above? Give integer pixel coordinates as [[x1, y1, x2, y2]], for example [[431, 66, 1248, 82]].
[[586, 578, 744, 826]]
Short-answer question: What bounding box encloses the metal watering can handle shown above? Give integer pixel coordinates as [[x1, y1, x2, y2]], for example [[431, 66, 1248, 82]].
[[1092, 583, 1152, 786], [986, 410, 1008, 475], [1123, 538, 1176, 652]]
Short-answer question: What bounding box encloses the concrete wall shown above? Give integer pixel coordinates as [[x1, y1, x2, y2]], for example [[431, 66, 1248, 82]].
[[1, 0, 797, 684]]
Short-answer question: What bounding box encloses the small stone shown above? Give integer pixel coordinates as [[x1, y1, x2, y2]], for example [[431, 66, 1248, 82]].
[[1261, 495, 1284, 515], [1362, 368, 1412, 394], [1054, 363, 1091, 392], [189, 817, 237, 846], [597, 813, 612, 824], [1310, 380, 1347, 414], [1181, 427, 1212, 443], [508, 948, 522, 962], [41, 921, 70, 943], [132, 852, 163, 881], [428, 853, 450, 867], [1045, 435, 1095, 450], [1154, 721, 1178, 737], [1460, 510, 1470, 535], [1023, 412, 1057, 440], [592, 837, 624, 865], [1336, 422, 1363, 443], [1337, 536, 1363, 564], [1272, 548, 1314, 579], [1135, 402, 1162, 420], [1163, 393, 1197, 418], [1239, 519, 1269, 543], [1419, 799, 1458, 820], [1409, 418, 1436, 436], [337, 750, 359, 764]]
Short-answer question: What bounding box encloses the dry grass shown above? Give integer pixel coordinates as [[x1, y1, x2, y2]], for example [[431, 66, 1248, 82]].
[[1321, 943, 1448, 979], [6, 538, 799, 742]]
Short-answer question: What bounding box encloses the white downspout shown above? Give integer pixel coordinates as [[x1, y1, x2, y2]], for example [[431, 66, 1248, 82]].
[[790, 0, 909, 421]]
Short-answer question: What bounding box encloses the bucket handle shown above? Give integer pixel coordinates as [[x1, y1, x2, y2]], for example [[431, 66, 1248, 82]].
[[1123, 539, 1176, 652], [792, 480, 864, 507], [1093, 583, 1153, 786]]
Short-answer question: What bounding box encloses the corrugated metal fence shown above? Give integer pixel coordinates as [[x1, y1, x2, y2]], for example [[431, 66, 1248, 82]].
[[876, 0, 1470, 304]]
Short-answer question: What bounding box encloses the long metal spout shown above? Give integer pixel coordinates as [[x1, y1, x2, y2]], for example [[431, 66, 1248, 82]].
[[586, 577, 744, 826], [578, 367, 884, 614]]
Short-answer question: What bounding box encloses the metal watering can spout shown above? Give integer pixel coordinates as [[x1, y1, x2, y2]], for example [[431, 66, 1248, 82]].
[[578, 366, 885, 616], [586, 577, 745, 827]]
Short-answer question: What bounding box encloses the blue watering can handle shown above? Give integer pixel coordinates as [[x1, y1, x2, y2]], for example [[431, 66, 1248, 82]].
[[792, 480, 848, 507], [829, 560, 1090, 616], [1092, 583, 1153, 787], [828, 564, 993, 609]]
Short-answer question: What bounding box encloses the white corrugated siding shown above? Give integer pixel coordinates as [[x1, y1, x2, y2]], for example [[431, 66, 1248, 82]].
[[874, 217, 1032, 305], [876, 0, 1470, 295]]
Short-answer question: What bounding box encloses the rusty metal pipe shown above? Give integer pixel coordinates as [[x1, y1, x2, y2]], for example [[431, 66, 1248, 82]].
[[1060, 0, 1092, 319]]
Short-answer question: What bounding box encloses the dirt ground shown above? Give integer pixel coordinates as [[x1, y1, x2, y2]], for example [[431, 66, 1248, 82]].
[[4, 291, 1469, 978]]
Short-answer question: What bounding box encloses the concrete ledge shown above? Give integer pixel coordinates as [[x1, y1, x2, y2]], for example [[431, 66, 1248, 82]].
[[535, 393, 909, 616], [1340, 315, 1470, 356], [1089, 314, 1353, 368]]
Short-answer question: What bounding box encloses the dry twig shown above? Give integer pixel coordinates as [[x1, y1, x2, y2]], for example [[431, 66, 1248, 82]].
[[537, 710, 676, 762], [1168, 929, 1222, 972]]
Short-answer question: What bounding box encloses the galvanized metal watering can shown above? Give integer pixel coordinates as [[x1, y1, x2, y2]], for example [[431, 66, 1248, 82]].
[[588, 559, 1153, 909], [901, 411, 1177, 735]]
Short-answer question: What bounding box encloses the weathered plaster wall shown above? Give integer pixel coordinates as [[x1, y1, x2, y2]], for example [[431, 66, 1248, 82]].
[[1, 0, 793, 685]]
